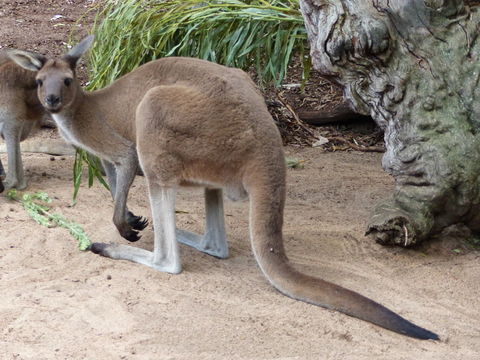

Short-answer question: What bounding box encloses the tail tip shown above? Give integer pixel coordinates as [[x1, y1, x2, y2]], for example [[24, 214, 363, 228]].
[[403, 325, 440, 341]]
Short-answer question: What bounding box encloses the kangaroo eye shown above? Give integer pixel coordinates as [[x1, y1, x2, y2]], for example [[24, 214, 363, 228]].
[[64, 78, 73, 86], [36, 79, 43, 87]]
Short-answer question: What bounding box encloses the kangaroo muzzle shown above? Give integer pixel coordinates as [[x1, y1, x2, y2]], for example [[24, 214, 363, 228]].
[[45, 94, 61, 108]]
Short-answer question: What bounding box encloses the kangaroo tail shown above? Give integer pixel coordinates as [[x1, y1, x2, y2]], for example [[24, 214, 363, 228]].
[[245, 165, 439, 340]]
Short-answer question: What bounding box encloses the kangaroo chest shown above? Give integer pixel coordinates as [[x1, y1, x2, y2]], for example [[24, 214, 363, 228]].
[[52, 113, 106, 160]]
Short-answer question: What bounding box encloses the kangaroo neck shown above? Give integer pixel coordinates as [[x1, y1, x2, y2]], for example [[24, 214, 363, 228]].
[[53, 87, 94, 134], [86, 81, 139, 142], [52, 86, 135, 165]]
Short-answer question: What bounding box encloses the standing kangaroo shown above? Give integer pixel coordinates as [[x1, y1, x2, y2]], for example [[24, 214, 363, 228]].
[[0, 50, 51, 191], [9, 36, 438, 340]]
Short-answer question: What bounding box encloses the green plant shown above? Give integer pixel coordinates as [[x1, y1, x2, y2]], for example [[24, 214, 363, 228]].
[[467, 235, 480, 249], [286, 157, 305, 169], [88, 0, 308, 90], [6, 189, 92, 251], [73, 149, 109, 202]]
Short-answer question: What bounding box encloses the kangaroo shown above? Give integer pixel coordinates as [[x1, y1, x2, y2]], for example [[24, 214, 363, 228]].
[[0, 50, 52, 191], [9, 36, 439, 340]]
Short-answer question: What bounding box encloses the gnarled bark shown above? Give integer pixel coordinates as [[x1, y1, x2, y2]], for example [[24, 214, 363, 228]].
[[300, 0, 480, 246]]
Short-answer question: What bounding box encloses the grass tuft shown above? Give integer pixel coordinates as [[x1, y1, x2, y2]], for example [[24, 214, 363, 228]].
[[87, 0, 308, 90]]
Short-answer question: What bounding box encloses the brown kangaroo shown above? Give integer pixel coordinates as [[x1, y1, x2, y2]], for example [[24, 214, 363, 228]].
[[0, 50, 52, 192], [9, 36, 438, 340]]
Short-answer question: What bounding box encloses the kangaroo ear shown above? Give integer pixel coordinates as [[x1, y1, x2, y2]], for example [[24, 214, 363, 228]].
[[63, 35, 95, 70], [7, 50, 47, 71]]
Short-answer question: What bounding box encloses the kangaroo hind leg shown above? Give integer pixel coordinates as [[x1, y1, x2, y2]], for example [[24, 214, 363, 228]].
[[2, 116, 27, 190], [135, 87, 228, 259], [176, 188, 229, 259], [91, 184, 181, 274]]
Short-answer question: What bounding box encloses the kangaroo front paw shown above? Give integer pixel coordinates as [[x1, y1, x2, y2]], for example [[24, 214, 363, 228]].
[[126, 211, 149, 231], [122, 228, 141, 242], [116, 221, 142, 242]]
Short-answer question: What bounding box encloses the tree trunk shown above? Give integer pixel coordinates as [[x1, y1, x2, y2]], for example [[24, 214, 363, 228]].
[[300, 0, 480, 246]]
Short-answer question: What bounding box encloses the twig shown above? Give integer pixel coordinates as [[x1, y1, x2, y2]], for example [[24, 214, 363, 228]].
[[327, 136, 385, 152], [276, 91, 317, 138]]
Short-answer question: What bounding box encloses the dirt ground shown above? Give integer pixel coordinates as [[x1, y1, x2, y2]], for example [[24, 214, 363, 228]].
[[1, 1, 479, 359]]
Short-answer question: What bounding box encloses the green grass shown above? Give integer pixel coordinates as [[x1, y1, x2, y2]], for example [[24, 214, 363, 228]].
[[72, 148, 109, 202], [87, 0, 308, 90]]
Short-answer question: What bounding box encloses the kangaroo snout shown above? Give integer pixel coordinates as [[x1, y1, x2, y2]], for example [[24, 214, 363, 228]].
[[45, 94, 61, 108]]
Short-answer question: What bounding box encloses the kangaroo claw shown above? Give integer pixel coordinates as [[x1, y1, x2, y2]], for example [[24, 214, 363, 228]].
[[127, 211, 149, 231]]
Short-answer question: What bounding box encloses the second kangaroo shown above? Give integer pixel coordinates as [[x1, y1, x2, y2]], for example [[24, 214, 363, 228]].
[[9, 36, 438, 340], [0, 50, 51, 191]]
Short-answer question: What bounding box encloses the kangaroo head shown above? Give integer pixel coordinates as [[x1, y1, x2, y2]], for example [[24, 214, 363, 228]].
[[8, 35, 94, 113]]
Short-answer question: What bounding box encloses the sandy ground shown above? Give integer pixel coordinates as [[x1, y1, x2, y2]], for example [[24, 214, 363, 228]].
[[1, 146, 479, 360]]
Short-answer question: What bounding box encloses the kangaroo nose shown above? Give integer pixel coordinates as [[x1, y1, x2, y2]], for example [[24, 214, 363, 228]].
[[45, 95, 60, 107]]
